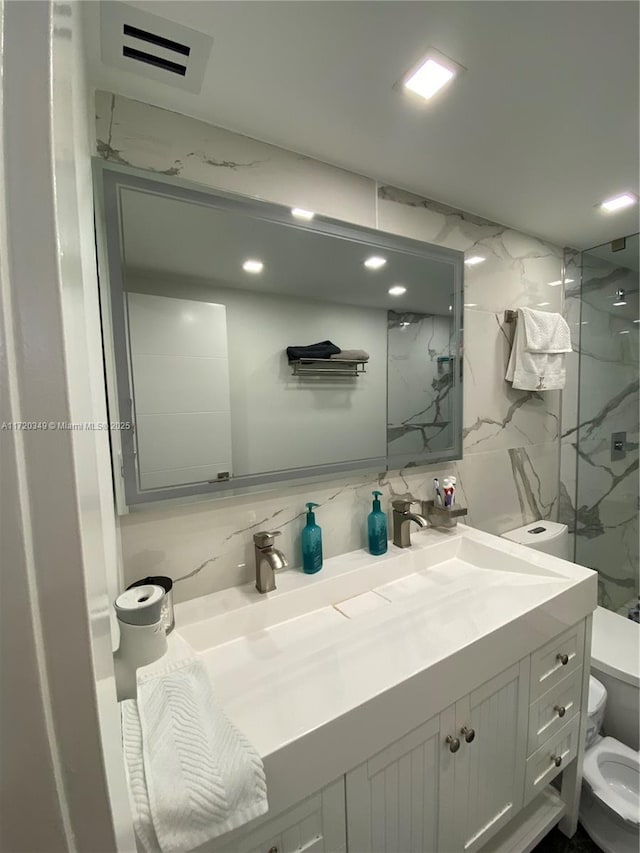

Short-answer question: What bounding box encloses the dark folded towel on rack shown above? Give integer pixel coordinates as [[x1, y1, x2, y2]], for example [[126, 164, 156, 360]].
[[330, 349, 370, 362], [286, 340, 341, 362]]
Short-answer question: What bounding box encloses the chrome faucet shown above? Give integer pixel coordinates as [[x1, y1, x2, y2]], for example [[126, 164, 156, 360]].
[[392, 500, 428, 548], [253, 531, 288, 593]]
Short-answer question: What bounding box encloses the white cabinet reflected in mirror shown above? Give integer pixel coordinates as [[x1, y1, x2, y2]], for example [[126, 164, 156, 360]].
[[97, 166, 464, 507]]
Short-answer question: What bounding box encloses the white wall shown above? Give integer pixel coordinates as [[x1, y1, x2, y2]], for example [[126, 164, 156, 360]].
[[96, 91, 564, 604], [127, 273, 388, 476], [1, 5, 133, 851]]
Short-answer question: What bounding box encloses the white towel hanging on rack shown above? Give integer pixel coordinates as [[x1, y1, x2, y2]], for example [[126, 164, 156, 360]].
[[505, 308, 572, 391]]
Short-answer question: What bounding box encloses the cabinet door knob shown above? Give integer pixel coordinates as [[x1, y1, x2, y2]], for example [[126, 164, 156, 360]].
[[446, 735, 461, 753], [554, 704, 566, 718], [460, 726, 475, 743], [552, 754, 563, 768], [556, 653, 569, 666], [267, 847, 278, 853]]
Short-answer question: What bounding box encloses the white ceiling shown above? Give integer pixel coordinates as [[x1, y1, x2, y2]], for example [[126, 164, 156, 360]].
[[85, 1, 640, 249]]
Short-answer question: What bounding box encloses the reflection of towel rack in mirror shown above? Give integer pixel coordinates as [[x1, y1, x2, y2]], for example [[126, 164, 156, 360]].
[[290, 358, 367, 377], [504, 309, 518, 323]]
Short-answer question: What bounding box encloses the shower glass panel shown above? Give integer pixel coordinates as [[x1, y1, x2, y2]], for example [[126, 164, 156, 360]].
[[575, 234, 639, 614]]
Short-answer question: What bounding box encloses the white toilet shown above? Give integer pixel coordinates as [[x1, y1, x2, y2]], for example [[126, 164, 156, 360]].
[[591, 606, 639, 751], [501, 521, 640, 852], [500, 519, 570, 559], [580, 675, 639, 853]]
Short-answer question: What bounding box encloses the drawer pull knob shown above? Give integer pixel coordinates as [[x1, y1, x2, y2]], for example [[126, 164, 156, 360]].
[[446, 735, 461, 753], [556, 653, 569, 666], [554, 704, 566, 718], [461, 726, 475, 743], [552, 754, 563, 768], [267, 848, 278, 853]]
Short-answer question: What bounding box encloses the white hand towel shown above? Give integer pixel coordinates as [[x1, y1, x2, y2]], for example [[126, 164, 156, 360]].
[[505, 309, 567, 391], [122, 655, 268, 853], [122, 698, 161, 853], [520, 307, 572, 353]]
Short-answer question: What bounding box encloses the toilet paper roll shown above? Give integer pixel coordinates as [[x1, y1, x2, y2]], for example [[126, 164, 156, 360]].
[[114, 584, 165, 626]]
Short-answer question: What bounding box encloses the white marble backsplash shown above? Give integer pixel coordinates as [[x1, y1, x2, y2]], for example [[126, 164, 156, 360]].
[[96, 91, 564, 604]]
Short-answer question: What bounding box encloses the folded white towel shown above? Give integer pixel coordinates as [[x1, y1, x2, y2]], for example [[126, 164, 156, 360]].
[[122, 654, 268, 853], [520, 307, 572, 353], [505, 309, 568, 391], [330, 349, 370, 361]]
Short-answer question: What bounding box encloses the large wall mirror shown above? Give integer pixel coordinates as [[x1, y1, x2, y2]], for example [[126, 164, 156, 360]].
[[96, 166, 464, 507]]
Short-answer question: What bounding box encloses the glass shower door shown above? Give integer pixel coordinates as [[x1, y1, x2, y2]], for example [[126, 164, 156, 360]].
[[575, 234, 639, 614]]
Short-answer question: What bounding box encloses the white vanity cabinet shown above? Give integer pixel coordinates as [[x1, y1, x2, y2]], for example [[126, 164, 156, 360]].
[[345, 663, 530, 853], [208, 778, 346, 853], [208, 617, 590, 853], [345, 712, 442, 852], [189, 511, 598, 853], [446, 662, 530, 852]]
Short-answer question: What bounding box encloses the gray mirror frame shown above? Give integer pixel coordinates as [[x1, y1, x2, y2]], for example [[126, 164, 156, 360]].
[[94, 161, 464, 507]]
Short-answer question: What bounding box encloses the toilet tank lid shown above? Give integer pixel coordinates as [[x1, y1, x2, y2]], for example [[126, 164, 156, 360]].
[[501, 520, 567, 545], [591, 606, 639, 688]]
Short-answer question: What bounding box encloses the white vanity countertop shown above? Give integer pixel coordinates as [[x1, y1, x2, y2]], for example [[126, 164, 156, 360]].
[[175, 524, 597, 812]]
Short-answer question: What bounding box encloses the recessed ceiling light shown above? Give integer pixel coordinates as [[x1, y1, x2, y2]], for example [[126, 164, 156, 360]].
[[388, 285, 407, 296], [600, 193, 637, 212], [242, 259, 263, 273], [364, 255, 387, 270], [291, 208, 315, 220], [537, 302, 550, 307], [465, 256, 485, 266], [403, 52, 460, 101]]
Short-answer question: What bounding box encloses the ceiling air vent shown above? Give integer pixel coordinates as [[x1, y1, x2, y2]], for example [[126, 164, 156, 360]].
[[100, 2, 213, 93]]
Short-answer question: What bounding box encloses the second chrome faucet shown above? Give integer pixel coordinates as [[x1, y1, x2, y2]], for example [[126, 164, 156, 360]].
[[391, 500, 428, 548], [253, 530, 288, 593]]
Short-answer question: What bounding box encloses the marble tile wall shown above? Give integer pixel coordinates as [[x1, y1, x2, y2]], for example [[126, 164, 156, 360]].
[[387, 312, 455, 455], [96, 91, 563, 603], [560, 246, 639, 613]]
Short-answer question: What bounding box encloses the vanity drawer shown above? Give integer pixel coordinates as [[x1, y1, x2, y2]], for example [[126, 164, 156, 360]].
[[528, 668, 582, 756], [523, 714, 581, 806], [530, 621, 584, 701]]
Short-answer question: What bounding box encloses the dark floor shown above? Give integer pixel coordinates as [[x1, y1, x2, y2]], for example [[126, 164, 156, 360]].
[[531, 823, 602, 853]]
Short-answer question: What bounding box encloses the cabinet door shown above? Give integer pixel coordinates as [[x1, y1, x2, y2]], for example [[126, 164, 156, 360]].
[[444, 661, 529, 853], [210, 778, 346, 853], [346, 713, 442, 853]]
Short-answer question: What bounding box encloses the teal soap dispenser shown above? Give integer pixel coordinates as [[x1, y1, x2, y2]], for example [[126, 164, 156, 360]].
[[368, 490, 388, 556], [302, 502, 323, 574]]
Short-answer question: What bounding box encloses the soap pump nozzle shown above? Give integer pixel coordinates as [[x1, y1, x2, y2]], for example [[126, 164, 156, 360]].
[[372, 490, 383, 511], [306, 501, 319, 523]]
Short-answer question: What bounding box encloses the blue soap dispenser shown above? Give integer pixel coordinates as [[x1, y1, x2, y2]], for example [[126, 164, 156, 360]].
[[302, 502, 323, 574], [368, 490, 388, 556]]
